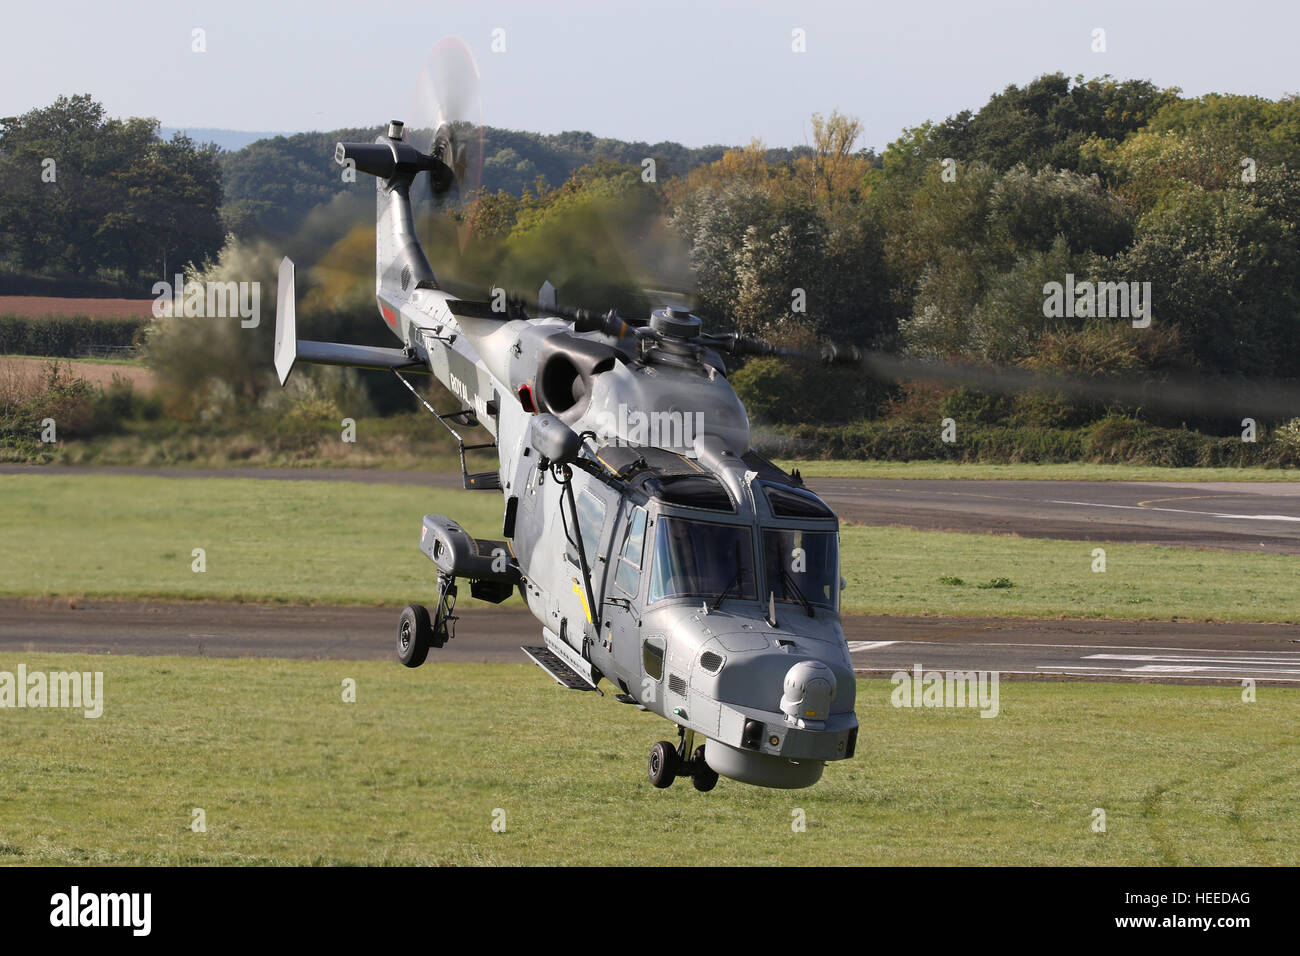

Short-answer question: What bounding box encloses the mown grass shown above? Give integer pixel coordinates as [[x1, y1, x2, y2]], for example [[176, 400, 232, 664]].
[[780, 459, 1300, 482], [839, 525, 1300, 622], [1, 654, 1295, 866], [2, 474, 1297, 621], [0, 474, 505, 605]]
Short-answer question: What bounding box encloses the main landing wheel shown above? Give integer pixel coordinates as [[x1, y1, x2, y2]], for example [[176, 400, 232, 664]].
[[648, 740, 679, 788], [690, 745, 719, 792], [397, 604, 433, 668]]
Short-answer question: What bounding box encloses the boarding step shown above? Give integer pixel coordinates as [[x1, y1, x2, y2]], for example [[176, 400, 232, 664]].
[[458, 437, 500, 491], [464, 471, 502, 491], [522, 645, 601, 692]]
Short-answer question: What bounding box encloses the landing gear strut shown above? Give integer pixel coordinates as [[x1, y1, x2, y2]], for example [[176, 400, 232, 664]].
[[647, 727, 719, 791], [431, 572, 457, 648]]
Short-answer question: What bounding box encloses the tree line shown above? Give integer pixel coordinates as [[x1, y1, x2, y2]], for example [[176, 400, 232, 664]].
[[0, 95, 225, 285], [6, 79, 1299, 437]]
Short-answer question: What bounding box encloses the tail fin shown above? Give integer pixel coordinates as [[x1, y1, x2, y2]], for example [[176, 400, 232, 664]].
[[336, 127, 454, 297]]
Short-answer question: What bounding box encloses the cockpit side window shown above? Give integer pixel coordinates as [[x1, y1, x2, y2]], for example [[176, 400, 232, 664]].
[[614, 506, 647, 596], [566, 489, 606, 569]]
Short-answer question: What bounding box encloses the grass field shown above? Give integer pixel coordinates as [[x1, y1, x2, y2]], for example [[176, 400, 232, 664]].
[[2, 474, 1297, 621], [1, 353, 142, 367], [1, 354, 153, 389], [37, 432, 466, 472], [1, 654, 1295, 865], [839, 525, 1300, 621], [778, 459, 1300, 482]]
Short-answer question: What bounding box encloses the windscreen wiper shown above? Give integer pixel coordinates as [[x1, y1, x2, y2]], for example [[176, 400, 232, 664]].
[[781, 565, 816, 617], [711, 543, 745, 611]]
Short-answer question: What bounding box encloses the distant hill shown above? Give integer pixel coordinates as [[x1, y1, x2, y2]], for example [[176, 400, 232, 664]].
[[160, 127, 294, 152], [217, 124, 813, 238]]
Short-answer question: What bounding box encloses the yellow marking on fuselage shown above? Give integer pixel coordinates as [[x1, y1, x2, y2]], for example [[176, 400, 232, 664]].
[[572, 578, 593, 623]]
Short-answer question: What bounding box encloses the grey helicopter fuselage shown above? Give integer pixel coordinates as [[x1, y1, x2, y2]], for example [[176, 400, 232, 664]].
[[275, 123, 859, 788]]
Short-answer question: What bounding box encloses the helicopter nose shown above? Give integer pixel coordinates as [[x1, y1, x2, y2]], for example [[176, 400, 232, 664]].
[[779, 660, 836, 728]]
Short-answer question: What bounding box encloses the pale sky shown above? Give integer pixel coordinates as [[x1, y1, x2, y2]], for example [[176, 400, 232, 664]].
[[2, 0, 1297, 152]]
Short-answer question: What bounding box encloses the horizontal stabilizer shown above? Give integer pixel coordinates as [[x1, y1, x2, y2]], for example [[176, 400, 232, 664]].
[[294, 341, 428, 374], [274, 257, 426, 385]]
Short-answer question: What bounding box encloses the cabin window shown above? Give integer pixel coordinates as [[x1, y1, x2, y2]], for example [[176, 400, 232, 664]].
[[614, 506, 647, 596], [566, 490, 606, 569]]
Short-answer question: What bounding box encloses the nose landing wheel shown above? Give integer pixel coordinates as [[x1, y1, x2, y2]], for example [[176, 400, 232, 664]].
[[690, 744, 719, 792], [648, 740, 679, 788], [647, 728, 719, 791]]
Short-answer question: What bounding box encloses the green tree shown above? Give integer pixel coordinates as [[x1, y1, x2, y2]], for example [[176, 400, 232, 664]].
[[923, 73, 1178, 176], [1112, 167, 1300, 378], [1087, 93, 1300, 215], [893, 164, 1136, 364], [0, 94, 224, 284]]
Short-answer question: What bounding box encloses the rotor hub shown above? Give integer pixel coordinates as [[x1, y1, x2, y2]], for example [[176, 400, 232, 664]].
[[649, 308, 701, 340]]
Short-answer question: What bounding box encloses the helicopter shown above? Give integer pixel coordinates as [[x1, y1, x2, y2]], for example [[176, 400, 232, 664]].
[[272, 119, 859, 791]]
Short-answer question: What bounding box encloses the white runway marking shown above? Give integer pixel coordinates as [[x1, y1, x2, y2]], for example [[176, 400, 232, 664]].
[[852, 640, 1300, 654], [1085, 652, 1300, 665], [1048, 664, 1300, 678], [1123, 664, 1300, 675], [847, 639, 1300, 684], [847, 640, 897, 652], [1046, 499, 1300, 522], [852, 666, 1300, 684]]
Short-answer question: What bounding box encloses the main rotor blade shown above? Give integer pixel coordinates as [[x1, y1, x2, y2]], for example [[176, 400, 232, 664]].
[[736, 340, 1300, 421], [446, 280, 1300, 422]]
